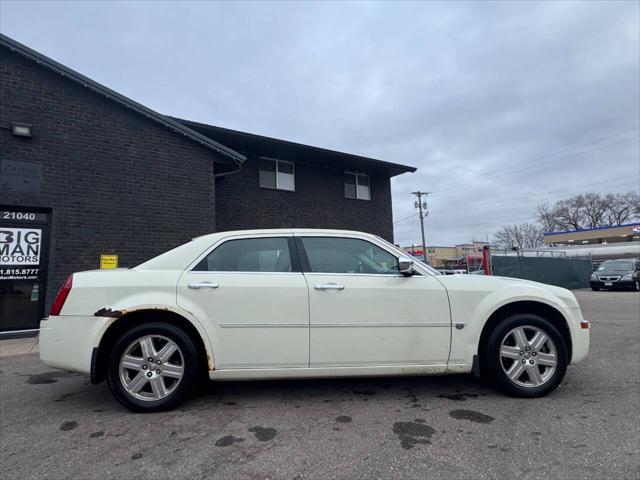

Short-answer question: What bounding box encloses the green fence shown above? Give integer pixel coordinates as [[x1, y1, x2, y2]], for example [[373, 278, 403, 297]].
[[491, 256, 593, 289]]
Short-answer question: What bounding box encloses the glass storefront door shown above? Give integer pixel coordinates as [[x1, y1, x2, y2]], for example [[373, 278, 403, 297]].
[[0, 207, 50, 333]]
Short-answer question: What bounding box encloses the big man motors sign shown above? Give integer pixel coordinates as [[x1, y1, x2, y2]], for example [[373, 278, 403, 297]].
[[0, 228, 41, 264], [0, 228, 42, 280]]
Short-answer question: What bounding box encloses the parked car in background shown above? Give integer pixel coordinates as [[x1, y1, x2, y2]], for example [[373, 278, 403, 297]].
[[438, 269, 454, 275], [590, 258, 640, 291], [40, 229, 590, 412]]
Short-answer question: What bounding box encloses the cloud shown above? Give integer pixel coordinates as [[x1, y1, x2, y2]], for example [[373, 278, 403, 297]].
[[2, 0, 638, 245]]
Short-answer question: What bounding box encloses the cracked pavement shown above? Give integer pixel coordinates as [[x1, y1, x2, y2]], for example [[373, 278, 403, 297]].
[[1, 291, 638, 479]]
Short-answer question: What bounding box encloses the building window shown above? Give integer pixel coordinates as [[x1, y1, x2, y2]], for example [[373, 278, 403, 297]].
[[259, 158, 295, 191], [344, 172, 370, 200]]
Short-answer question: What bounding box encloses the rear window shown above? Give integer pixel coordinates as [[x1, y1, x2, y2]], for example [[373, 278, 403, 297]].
[[193, 237, 293, 272], [598, 260, 634, 271]]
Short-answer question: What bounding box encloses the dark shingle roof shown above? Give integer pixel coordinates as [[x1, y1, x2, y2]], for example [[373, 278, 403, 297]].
[[0, 34, 245, 165], [174, 118, 417, 178]]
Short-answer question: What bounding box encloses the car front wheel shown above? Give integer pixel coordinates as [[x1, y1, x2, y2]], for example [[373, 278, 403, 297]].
[[486, 314, 568, 397], [107, 322, 199, 412]]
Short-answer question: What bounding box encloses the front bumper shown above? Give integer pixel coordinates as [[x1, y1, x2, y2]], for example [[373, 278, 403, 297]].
[[590, 280, 635, 289], [39, 315, 115, 374], [562, 306, 590, 364]]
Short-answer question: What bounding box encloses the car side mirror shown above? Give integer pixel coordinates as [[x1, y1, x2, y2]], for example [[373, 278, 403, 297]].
[[398, 256, 415, 276]]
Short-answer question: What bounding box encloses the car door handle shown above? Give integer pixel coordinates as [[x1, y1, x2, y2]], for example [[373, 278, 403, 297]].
[[188, 282, 219, 290], [314, 283, 345, 291]]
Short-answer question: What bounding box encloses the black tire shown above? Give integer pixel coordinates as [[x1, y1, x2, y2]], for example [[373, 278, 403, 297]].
[[591, 286, 600, 291], [634, 279, 640, 292], [485, 313, 568, 398], [107, 322, 200, 412]]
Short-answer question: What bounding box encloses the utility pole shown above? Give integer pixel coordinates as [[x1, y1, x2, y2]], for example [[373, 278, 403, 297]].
[[412, 191, 429, 264]]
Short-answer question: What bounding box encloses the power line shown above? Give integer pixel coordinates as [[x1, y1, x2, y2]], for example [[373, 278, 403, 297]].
[[393, 213, 418, 224], [429, 130, 639, 193], [432, 136, 639, 193], [429, 127, 639, 191], [393, 175, 638, 225], [431, 179, 639, 215], [427, 216, 538, 230]]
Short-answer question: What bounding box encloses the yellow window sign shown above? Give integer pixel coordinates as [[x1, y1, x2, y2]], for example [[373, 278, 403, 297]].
[[100, 254, 118, 269]]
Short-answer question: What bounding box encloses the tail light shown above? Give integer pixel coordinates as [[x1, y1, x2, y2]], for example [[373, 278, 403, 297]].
[[50, 274, 73, 316]]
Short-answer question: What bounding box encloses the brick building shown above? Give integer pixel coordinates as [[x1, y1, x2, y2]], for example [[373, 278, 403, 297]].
[[0, 34, 415, 333]]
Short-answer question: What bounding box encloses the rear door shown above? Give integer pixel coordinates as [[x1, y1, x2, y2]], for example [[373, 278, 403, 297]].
[[298, 234, 451, 369], [177, 234, 309, 370]]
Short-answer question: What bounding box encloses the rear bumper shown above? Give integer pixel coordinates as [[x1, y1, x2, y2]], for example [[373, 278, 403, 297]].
[[39, 315, 114, 374]]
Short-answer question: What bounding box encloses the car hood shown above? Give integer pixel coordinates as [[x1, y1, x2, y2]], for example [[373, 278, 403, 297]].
[[433, 273, 579, 308]]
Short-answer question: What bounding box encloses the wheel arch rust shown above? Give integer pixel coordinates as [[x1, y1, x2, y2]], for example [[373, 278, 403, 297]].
[[91, 307, 213, 384]]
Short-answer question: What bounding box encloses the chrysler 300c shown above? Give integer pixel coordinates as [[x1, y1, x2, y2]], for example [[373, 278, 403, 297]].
[[40, 229, 590, 412]]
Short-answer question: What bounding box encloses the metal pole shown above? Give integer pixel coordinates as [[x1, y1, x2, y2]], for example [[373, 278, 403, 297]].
[[482, 245, 492, 275], [412, 191, 429, 264]]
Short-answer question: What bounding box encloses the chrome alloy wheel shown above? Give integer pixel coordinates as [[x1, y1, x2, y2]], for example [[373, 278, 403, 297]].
[[118, 335, 184, 401], [499, 326, 557, 388]]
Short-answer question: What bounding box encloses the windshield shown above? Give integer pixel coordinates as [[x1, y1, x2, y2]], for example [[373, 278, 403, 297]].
[[598, 260, 634, 271]]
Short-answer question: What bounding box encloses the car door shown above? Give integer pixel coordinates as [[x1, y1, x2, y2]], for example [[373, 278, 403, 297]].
[[177, 234, 309, 370], [298, 234, 451, 369]]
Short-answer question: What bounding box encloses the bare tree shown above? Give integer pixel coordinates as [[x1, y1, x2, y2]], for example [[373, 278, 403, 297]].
[[496, 191, 638, 249], [552, 196, 586, 230], [630, 191, 640, 219], [581, 193, 609, 227], [494, 222, 544, 250], [536, 203, 557, 233], [604, 192, 639, 225], [535, 191, 639, 231]]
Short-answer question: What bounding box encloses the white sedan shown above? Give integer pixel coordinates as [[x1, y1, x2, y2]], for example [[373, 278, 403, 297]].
[[40, 229, 590, 412]]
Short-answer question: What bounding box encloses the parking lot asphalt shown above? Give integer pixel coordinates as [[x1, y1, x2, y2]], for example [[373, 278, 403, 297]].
[[1, 290, 639, 480]]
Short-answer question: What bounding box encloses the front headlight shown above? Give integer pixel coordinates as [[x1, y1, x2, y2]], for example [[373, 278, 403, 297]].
[[621, 273, 633, 281], [590, 273, 597, 280]]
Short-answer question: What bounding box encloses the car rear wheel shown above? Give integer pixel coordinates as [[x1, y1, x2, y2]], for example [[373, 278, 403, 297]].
[[107, 322, 199, 412], [486, 314, 568, 397]]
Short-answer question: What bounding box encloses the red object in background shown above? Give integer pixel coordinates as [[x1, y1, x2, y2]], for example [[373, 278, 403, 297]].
[[482, 246, 492, 275]]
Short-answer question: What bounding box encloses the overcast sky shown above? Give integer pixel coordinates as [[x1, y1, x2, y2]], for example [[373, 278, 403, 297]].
[[2, 1, 638, 246]]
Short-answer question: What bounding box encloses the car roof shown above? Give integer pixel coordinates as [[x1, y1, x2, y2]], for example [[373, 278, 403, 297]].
[[192, 228, 377, 241]]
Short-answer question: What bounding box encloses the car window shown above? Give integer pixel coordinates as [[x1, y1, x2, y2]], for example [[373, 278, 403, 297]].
[[598, 260, 634, 271], [301, 237, 399, 274], [194, 237, 292, 272]]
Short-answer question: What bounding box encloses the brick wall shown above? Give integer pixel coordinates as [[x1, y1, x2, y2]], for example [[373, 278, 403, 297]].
[[0, 46, 223, 310], [215, 157, 394, 241], [0, 44, 397, 316]]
